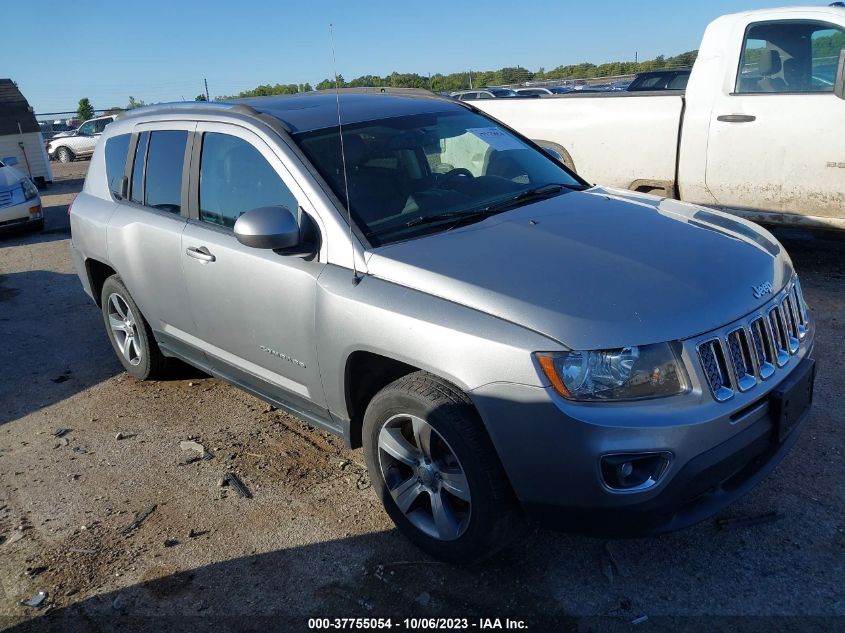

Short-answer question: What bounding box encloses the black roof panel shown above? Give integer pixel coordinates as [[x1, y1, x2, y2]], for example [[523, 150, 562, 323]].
[[232, 91, 462, 133]]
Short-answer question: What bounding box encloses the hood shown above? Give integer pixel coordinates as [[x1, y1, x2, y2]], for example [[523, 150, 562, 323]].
[[0, 165, 25, 189], [367, 187, 793, 350]]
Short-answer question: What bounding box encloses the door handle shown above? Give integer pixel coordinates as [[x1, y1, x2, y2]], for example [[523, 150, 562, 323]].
[[186, 246, 216, 262], [717, 114, 756, 123]]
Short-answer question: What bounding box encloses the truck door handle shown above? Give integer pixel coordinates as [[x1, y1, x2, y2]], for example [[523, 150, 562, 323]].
[[717, 114, 756, 123], [186, 246, 216, 262]]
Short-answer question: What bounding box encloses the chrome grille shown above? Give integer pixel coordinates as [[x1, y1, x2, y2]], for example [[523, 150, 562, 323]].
[[697, 277, 809, 402]]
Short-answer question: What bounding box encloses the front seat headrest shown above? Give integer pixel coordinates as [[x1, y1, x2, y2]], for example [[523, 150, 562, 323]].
[[758, 49, 782, 76]]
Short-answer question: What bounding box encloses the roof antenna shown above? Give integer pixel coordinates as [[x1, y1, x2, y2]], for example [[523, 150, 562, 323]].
[[330, 23, 361, 286]]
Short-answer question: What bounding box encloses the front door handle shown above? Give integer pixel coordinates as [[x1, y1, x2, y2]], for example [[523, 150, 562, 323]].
[[186, 246, 216, 263], [717, 114, 756, 123]]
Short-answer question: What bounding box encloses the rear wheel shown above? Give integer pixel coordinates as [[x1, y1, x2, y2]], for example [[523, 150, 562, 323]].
[[56, 147, 73, 163], [100, 275, 167, 380], [363, 371, 522, 562]]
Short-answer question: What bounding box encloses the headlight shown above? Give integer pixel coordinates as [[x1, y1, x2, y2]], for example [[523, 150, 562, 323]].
[[536, 343, 688, 401], [21, 178, 38, 201]]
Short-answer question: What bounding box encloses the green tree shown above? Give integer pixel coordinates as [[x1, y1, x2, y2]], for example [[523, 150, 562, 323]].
[[195, 94, 208, 101], [127, 96, 146, 110], [77, 98, 95, 121]]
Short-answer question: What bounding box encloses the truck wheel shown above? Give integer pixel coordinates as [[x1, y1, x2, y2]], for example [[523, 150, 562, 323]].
[[363, 371, 522, 562], [100, 275, 168, 380], [56, 147, 74, 163]]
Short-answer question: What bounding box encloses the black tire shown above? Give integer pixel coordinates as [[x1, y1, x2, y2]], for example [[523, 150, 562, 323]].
[[363, 371, 522, 563], [56, 147, 74, 163], [100, 275, 168, 380]]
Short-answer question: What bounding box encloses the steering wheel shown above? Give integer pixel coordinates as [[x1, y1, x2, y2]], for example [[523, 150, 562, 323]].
[[438, 167, 474, 188]]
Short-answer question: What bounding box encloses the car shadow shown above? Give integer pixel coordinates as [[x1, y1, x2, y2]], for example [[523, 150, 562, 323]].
[[0, 203, 72, 248], [0, 270, 120, 426]]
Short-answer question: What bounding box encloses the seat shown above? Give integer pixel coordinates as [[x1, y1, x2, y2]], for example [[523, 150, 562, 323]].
[[343, 135, 408, 225], [756, 49, 787, 92]]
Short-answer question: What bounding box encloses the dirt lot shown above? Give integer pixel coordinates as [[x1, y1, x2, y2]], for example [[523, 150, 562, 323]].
[[0, 161, 843, 632]]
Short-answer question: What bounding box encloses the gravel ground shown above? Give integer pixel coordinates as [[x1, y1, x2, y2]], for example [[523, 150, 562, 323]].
[[0, 161, 843, 632]]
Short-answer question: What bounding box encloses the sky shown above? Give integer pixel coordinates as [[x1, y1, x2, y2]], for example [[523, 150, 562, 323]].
[[7, 0, 792, 114]]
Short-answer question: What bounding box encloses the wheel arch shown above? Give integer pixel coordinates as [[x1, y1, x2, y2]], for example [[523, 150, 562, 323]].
[[85, 258, 117, 307]]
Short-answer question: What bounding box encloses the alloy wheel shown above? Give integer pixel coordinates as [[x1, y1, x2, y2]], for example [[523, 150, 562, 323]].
[[377, 414, 472, 541], [107, 292, 142, 366]]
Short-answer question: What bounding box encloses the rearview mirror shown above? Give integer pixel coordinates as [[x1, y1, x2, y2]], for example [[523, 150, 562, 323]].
[[234, 206, 300, 250], [1, 156, 18, 166], [835, 49, 845, 100]]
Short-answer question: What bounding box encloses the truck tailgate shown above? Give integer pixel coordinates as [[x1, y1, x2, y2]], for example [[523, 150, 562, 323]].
[[475, 94, 685, 192]]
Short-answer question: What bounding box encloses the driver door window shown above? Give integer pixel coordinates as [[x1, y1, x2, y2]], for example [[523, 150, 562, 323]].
[[78, 121, 95, 135], [198, 133, 298, 228]]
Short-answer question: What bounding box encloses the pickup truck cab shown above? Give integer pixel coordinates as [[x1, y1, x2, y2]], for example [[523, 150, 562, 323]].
[[474, 5, 845, 230], [70, 92, 815, 562]]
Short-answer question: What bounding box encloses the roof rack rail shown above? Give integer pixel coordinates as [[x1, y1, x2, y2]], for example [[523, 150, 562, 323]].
[[118, 101, 260, 119], [313, 87, 437, 96]]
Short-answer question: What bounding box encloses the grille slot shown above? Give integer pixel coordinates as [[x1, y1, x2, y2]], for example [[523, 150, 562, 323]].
[[0, 190, 12, 207], [726, 328, 757, 391], [782, 295, 800, 353], [697, 339, 734, 401], [768, 306, 790, 367], [749, 316, 776, 380], [791, 283, 807, 338]]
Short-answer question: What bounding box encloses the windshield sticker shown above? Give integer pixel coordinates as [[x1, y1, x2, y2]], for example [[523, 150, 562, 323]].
[[467, 127, 526, 151]]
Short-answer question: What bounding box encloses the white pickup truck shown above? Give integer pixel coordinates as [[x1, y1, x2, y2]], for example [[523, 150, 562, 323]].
[[474, 5, 845, 230]]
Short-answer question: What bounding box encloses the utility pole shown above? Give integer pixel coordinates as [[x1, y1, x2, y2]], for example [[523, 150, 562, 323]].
[[635, 51, 638, 64], [204, 78, 210, 101], [468, 70, 473, 90]]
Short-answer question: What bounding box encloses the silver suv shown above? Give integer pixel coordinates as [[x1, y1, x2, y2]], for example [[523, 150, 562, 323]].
[[47, 115, 116, 162], [70, 92, 815, 562]]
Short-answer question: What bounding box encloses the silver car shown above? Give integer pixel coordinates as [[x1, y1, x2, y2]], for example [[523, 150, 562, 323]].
[[70, 92, 815, 562]]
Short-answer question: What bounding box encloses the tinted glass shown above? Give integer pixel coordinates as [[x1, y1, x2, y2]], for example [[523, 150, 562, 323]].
[[130, 132, 148, 205], [199, 133, 298, 228], [144, 130, 187, 213], [294, 110, 583, 246], [94, 118, 112, 133], [737, 21, 845, 93], [104, 133, 131, 199], [78, 121, 95, 135]]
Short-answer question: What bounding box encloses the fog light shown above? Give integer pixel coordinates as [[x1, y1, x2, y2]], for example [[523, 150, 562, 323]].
[[29, 205, 42, 217], [600, 452, 671, 492]]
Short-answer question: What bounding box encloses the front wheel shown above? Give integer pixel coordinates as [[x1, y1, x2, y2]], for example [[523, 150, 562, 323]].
[[56, 147, 74, 163], [363, 372, 522, 563], [100, 275, 168, 380]]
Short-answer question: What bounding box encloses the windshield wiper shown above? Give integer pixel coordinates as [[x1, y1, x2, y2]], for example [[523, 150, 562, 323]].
[[366, 183, 586, 241], [481, 182, 585, 214]]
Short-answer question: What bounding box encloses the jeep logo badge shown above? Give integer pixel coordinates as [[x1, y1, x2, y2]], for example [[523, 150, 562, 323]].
[[752, 281, 774, 299]]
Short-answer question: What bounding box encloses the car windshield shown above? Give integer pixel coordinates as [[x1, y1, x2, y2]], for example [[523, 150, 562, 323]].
[[293, 110, 584, 246]]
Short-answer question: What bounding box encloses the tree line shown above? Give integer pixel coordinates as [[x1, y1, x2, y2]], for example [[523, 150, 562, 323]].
[[218, 50, 699, 98]]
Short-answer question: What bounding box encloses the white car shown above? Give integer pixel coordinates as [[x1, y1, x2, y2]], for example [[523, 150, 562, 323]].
[[0, 156, 43, 233], [47, 115, 116, 163]]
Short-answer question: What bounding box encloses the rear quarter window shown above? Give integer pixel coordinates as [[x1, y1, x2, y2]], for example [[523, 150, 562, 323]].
[[104, 133, 131, 199]]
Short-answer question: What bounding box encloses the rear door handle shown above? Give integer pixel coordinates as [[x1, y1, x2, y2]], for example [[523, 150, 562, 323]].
[[717, 114, 756, 123], [186, 246, 216, 263]]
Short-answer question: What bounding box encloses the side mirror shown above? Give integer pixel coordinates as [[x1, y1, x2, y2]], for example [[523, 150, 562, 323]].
[[234, 206, 300, 250], [835, 48, 845, 100], [1, 156, 18, 166], [542, 146, 563, 162]]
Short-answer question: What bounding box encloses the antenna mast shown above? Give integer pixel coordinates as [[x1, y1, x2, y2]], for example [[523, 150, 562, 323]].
[[330, 24, 360, 286]]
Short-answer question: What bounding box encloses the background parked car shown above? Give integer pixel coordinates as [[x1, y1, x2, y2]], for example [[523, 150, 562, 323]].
[[0, 155, 43, 233], [47, 114, 116, 162], [627, 68, 691, 91], [450, 88, 518, 100], [514, 86, 575, 96]]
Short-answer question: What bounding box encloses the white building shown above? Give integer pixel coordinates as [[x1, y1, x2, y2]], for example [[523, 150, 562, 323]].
[[0, 79, 53, 185]]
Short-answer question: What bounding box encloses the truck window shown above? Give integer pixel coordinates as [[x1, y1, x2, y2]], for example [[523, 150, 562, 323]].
[[198, 133, 298, 229], [736, 21, 845, 94], [144, 130, 188, 213], [104, 133, 131, 199]]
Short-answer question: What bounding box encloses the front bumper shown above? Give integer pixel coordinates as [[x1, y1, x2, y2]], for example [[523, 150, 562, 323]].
[[470, 341, 815, 538], [0, 198, 43, 232]]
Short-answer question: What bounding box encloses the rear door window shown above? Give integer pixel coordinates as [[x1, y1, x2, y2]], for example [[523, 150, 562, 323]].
[[104, 133, 131, 199], [144, 130, 188, 213], [198, 132, 298, 228]]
